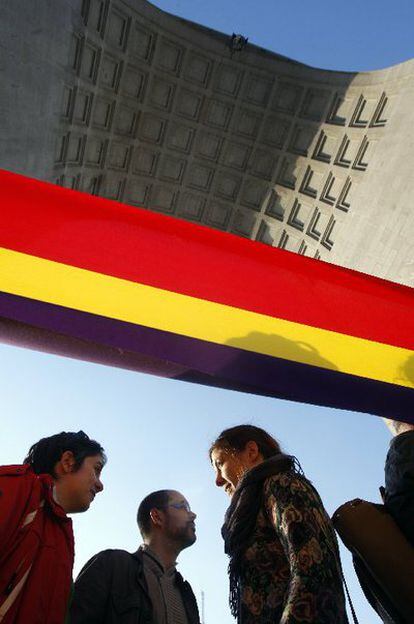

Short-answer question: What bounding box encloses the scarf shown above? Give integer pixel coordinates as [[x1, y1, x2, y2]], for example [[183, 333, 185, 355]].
[[221, 454, 300, 618]]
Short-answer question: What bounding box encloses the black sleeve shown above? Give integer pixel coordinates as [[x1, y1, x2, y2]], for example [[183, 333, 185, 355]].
[[70, 551, 112, 624], [385, 431, 414, 544]]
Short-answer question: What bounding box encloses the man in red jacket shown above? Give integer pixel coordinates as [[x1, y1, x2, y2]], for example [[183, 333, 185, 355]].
[[0, 430, 106, 623]]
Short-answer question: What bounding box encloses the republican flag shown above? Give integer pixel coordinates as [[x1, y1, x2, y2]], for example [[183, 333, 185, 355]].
[[0, 170, 413, 421]]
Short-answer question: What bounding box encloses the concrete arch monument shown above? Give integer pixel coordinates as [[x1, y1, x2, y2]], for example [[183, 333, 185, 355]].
[[1, 0, 413, 285]]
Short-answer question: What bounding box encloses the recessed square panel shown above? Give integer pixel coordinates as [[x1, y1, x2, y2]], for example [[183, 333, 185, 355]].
[[334, 135, 359, 168], [206, 201, 232, 229], [107, 141, 131, 171], [276, 158, 302, 190], [287, 198, 312, 231], [265, 189, 290, 221], [84, 0, 107, 33], [92, 96, 114, 130], [61, 85, 75, 120], [319, 172, 336, 205], [151, 185, 178, 213], [70, 33, 83, 72], [55, 133, 68, 164], [222, 141, 251, 171], [125, 179, 151, 206], [300, 88, 330, 122], [184, 53, 211, 86], [175, 88, 203, 120], [299, 166, 324, 198], [84, 137, 108, 167], [272, 82, 303, 114], [262, 116, 291, 149], [306, 208, 330, 242], [106, 7, 130, 50], [256, 221, 272, 245], [56, 174, 80, 190], [233, 109, 262, 140], [149, 77, 175, 110], [99, 53, 122, 91], [214, 64, 243, 96], [320, 216, 336, 251], [157, 38, 183, 75], [166, 123, 194, 153], [249, 149, 278, 180], [283, 231, 302, 253], [131, 23, 155, 62], [370, 92, 388, 127], [138, 113, 166, 144], [113, 105, 137, 137], [177, 192, 206, 220], [243, 74, 273, 107], [159, 155, 186, 182], [288, 124, 315, 156], [121, 65, 147, 100], [131, 147, 158, 176], [80, 41, 101, 82], [102, 177, 125, 201], [72, 89, 93, 126], [80, 174, 102, 195], [240, 179, 268, 210], [195, 131, 223, 161], [312, 130, 337, 163], [326, 93, 352, 126], [215, 173, 241, 201], [187, 163, 214, 191], [66, 133, 86, 165], [231, 209, 256, 237], [350, 95, 377, 127], [205, 99, 233, 130]]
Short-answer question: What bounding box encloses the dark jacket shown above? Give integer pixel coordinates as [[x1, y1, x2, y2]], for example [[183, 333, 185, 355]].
[[385, 429, 414, 546], [70, 548, 200, 624]]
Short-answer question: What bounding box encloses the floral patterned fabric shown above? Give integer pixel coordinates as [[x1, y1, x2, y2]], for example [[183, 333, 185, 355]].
[[239, 471, 348, 623]]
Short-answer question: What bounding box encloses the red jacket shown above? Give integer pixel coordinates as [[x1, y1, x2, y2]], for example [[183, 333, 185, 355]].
[[0, 465, 74, 623]]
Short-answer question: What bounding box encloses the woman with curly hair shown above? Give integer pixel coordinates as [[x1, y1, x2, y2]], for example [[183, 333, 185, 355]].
[[210, 425, 348, 623]]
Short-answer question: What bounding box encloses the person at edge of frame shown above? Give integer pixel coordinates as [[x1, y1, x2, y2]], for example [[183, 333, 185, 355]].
[[71, 489, 201, 624], [383, 418, 414, 546], [0, 430, 106, 624], [210, 424, 349, 624], [351, 418, 414, 624]]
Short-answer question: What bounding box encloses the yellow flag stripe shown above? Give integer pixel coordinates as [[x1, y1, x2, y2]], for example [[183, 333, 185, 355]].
[[1, 246, 412, 389]]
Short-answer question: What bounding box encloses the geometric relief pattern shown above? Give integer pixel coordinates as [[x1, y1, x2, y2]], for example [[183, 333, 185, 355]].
[[54, 0, 391, 262]]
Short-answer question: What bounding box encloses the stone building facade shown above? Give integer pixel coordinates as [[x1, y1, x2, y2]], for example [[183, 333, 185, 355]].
[[1, 0, 414, 285]]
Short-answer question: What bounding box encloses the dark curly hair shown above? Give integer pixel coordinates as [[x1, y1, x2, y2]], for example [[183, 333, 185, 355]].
[[23, 430, 106, 477]]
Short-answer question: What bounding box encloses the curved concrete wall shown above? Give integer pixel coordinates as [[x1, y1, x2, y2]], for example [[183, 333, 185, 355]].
[[1, 0, 413, 285]]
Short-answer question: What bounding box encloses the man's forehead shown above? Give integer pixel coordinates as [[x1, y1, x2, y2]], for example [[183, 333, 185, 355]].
[[168, 490, 187, 504]]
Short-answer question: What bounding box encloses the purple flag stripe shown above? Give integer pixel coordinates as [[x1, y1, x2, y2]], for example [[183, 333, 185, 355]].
[[0, 291, 413, 421]]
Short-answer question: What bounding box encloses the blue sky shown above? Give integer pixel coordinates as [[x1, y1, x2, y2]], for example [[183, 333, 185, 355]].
[[2, 1, 414, 622]]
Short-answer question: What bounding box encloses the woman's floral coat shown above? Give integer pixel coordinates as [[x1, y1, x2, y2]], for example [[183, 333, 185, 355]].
[[238, 471, 348, 623]]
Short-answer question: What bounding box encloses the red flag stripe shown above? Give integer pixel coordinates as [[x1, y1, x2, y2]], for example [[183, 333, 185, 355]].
[[1, 170, 413, 349]]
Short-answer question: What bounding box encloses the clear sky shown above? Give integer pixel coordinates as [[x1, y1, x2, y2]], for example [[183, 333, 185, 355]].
[[2, 1, 414, 623]]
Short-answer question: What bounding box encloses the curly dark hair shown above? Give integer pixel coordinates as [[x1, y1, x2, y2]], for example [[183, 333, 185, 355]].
[[23, 430, 106, 476]]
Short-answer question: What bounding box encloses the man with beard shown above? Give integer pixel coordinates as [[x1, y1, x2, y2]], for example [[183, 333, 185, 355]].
[[71, 490, 200, 624]]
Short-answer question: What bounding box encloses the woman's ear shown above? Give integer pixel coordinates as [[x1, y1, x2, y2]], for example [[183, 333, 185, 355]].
[[58, 450, 76, 474], [245, 440, 260, 463]]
